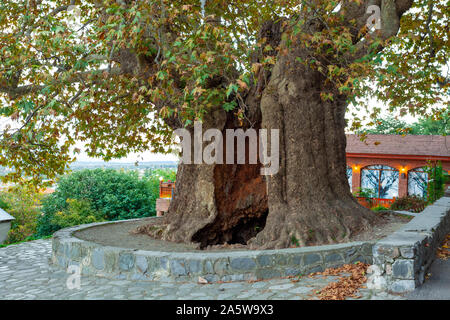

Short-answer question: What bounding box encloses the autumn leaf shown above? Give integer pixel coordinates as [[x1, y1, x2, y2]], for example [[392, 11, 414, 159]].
[[309, 262, 370, 300], [237, 79, 248, 90], [437, 234, 450, 260], [251, 63, 262, 75]]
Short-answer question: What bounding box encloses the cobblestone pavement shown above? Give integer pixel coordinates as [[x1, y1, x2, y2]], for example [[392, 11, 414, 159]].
[[0, 239, 403, 300]]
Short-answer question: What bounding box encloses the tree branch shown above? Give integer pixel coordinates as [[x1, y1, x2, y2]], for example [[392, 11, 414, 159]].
[[342, 0, 414, 63]]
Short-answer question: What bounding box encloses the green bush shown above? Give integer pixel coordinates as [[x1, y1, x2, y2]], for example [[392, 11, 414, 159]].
[[0, 197, 9, 211], [353, 187, 377, 207], [371, 205, 389, 212], [50, 198, 105, 229], [37, 169, 152, 236], [426, 161, 447, 203], [35, 204, 60, 237], [0, 186, 42, 244], [390, 195, 427, 213], [353, 188, 376, 198], [36, 168, 177, 237]]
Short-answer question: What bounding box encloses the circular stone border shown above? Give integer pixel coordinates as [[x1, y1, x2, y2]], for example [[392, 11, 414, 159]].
[[52, 218, 374, 283]]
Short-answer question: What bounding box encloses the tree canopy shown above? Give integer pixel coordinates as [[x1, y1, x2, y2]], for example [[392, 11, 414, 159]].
[[0, 0, 448, 186]]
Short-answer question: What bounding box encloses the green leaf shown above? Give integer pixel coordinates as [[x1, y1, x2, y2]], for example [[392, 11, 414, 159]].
[[223, 101, 237, 111], [226, 84, 239, 98]]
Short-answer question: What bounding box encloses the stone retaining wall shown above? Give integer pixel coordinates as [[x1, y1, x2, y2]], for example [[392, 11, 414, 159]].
[[52, 221, 373, 283], [367, 195, 450, 293]]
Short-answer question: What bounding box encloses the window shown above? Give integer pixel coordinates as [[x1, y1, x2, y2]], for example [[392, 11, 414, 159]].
[[408, 167, 428, 199], [361, 165, 399, 199], [346, 166, 353, 189]]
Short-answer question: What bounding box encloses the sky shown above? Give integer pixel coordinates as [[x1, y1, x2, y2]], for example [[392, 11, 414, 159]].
[[73, 146, 178, 163]]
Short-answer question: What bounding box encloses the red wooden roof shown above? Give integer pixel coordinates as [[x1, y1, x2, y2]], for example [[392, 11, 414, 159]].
[[346, 134, 450, 158]]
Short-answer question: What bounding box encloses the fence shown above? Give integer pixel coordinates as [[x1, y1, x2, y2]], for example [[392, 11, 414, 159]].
[[356, 197, 395, 209]]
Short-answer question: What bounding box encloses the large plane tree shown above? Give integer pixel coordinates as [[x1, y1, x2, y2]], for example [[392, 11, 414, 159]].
[[0, 0, 448, 248]]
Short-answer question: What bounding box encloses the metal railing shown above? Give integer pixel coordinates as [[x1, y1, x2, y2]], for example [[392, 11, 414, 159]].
[[356, 197, 395, 209]]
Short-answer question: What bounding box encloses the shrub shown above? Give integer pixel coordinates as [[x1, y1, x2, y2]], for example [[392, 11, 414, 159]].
[[353, 188, 376, 199], [36, 168, 177, 237], [353, 188, 377, 207], [371, 205, 389, 212], [50, 199, 105, 230], [0, 185, 42, 244], [44, 169, 155, 218], [0, 197, 9, 210], [35, 204, 60, 237], [390, 195, 427, 213], [426, 161, 447, 203]]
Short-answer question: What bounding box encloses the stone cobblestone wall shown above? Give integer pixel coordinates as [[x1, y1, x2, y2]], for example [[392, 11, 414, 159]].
[[367, 195, 450, 293], [52, 220, 373, 283]]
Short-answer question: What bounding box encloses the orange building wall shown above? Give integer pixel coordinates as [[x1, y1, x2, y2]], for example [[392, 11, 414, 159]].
[[347, 156, 450, 198]]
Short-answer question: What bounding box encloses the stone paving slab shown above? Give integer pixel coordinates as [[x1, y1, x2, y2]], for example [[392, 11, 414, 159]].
[[0, 239, 401, 300]]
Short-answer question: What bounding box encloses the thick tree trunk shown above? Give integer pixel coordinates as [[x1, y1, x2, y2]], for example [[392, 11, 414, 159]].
[[144, 110, 269, 249], [248, 47, 378, 249]]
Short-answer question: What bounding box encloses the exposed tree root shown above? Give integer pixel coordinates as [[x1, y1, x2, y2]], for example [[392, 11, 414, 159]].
[[248, 199, 379, 249]]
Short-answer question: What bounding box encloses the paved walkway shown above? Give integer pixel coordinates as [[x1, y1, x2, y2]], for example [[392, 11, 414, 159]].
[[0, 239, 402, 300], [406, 257, 450, 300]]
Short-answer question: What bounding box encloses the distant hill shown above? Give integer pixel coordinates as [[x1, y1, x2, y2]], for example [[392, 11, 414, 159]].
[[69, 161, 178, 171], [0, 161, 179, 176]]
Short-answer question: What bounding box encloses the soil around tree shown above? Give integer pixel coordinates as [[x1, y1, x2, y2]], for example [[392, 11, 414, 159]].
[[74, 212, 412, 252]]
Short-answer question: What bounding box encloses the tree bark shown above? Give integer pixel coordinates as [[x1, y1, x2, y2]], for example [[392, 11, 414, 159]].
[[249, 47, 378, 249], [162, 156, 268, 249], [142, 109, 269, 249]]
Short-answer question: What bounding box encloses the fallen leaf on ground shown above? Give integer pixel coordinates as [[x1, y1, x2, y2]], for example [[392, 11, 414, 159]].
[[309, 262, 370, 300], [437, 234, 450, 260]]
